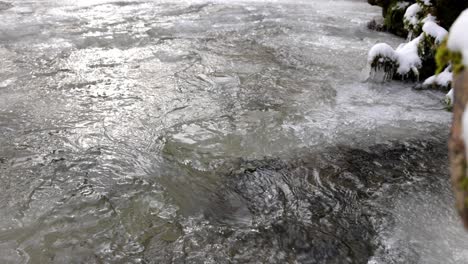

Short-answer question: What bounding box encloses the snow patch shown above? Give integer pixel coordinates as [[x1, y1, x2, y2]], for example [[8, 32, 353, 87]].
[[447, 9, 468, 66], [422, 14, 436, 23], [422, 20, 448, 44], [404, 3, 422, 26], [395, 35, 422, 75], [423, 67, 452, 88], [368, 35, 423, 76], [368, 43, 397, 62], [445, 89, 454, 107]]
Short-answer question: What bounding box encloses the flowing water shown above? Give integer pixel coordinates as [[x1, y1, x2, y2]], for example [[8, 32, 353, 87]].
[[0, 0, 466, 263]]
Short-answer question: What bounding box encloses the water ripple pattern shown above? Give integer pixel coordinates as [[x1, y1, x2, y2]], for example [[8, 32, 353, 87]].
[[0, 0, 463, 263]]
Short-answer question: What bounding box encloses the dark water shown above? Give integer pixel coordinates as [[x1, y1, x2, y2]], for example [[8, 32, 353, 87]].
[[0, 0, 465, 263]]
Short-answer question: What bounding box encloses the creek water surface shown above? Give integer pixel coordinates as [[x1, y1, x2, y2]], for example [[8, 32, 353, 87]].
[[0, 0, 466, 263]]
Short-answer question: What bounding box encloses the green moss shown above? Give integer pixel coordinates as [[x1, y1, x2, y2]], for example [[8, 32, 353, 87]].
[[460, 169, 468, 189], [435, 38, 464, 75]]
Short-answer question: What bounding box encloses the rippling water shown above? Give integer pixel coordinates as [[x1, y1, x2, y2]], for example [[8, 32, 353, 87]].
[[0, 0, 466, 263]]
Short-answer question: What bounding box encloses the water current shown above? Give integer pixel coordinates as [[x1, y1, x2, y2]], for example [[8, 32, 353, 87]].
[[0, 0, 466, 263]]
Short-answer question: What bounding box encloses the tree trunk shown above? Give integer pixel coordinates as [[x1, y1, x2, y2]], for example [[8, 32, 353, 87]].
[[450, 70, 468, 229]]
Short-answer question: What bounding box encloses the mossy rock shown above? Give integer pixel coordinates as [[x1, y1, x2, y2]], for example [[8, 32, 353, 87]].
[[436, 38, 464, 75], [368, 0, 415, 18]]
